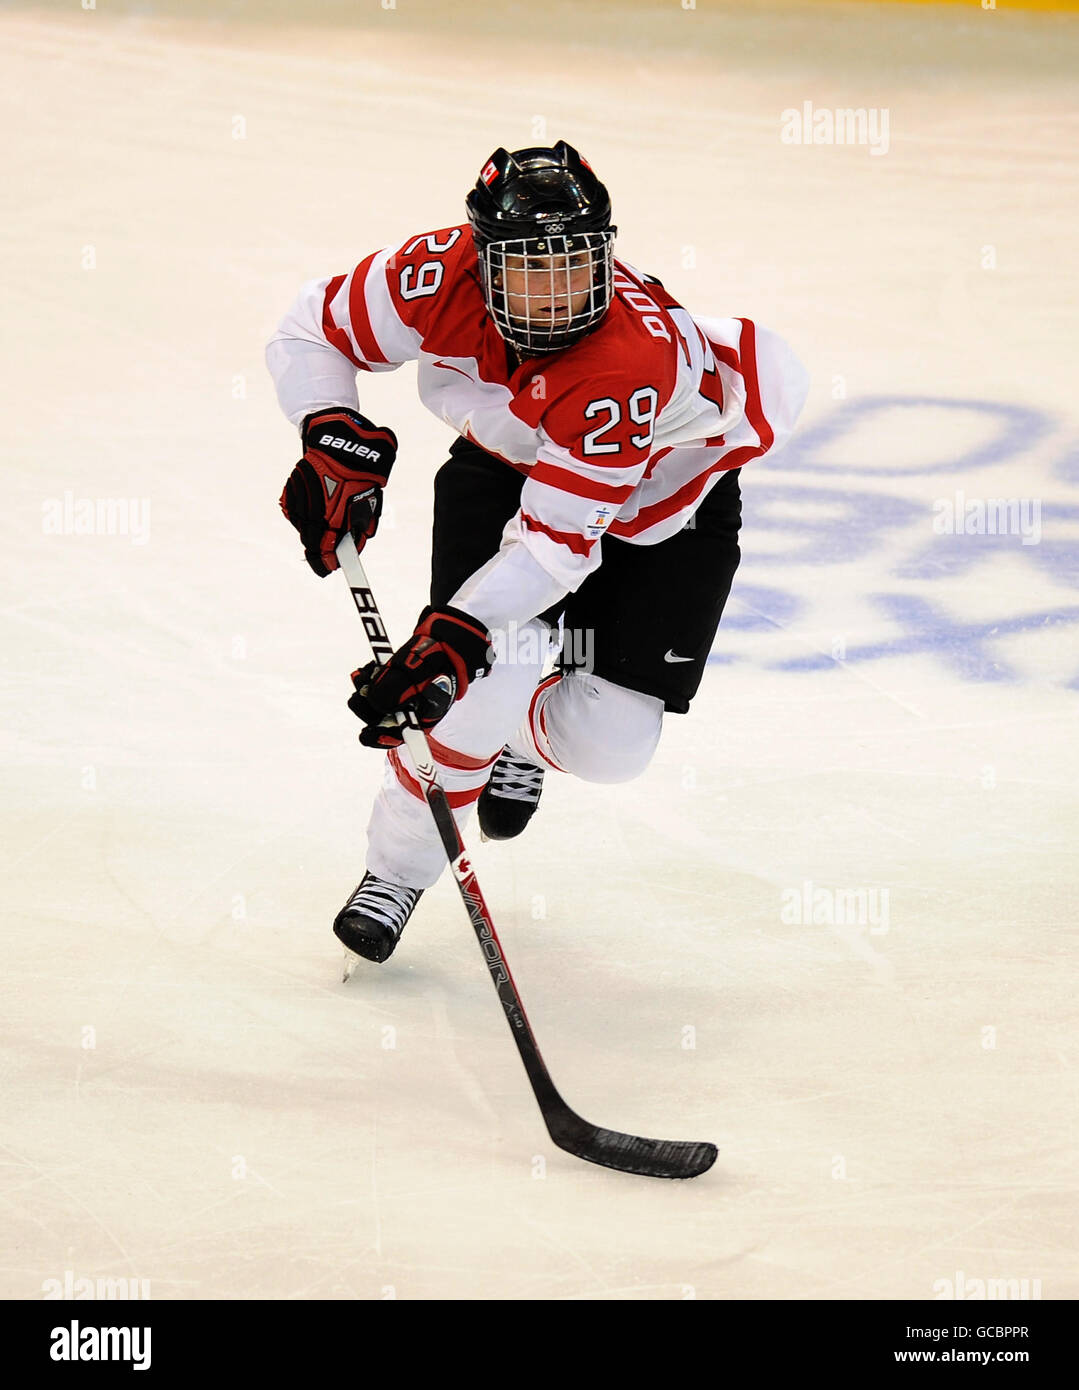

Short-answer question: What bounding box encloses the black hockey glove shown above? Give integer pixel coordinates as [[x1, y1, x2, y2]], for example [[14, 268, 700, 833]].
[[280, 407, 398, 576], [348, 606, 493, 749]]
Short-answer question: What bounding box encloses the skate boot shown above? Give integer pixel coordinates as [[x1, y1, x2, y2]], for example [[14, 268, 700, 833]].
[[477, 746, 545, 841], [334, 872, 423, 972]]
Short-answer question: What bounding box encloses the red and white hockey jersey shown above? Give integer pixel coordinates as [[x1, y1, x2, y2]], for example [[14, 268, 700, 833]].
[[267, 224, 808, 631]]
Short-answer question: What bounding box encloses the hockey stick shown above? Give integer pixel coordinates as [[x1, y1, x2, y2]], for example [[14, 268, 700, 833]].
[[336, 529, 717, 1180]]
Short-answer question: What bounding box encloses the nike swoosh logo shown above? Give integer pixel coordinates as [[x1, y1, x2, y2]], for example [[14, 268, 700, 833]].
[[664, 650, 694, 663], [434, 358, 473, 380]]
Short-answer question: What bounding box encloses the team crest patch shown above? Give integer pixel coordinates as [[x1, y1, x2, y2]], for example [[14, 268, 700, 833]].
[[584, 504, 615, 538]]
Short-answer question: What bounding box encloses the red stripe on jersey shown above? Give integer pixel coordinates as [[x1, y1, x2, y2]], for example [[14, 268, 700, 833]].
[[346, 253, 389, 366], [609, 319, 772, 538], [735, 318, 773, 453], [609, 456, 742, 538], [710, 341, 740, 372], [321, 275, 365, 370], [520, 512, 597, 557], [388, 748, 485, 805], [529, 461, 635, 504]]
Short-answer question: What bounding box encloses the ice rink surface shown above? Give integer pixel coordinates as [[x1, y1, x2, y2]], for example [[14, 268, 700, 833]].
[[3, 0, 1077, 1299]]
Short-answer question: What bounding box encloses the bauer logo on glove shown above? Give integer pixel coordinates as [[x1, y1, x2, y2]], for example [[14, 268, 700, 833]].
[[317, 432, 385, 463]]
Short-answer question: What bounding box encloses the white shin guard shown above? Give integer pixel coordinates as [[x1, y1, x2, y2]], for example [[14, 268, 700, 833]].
[[511, 670, 664, 785]]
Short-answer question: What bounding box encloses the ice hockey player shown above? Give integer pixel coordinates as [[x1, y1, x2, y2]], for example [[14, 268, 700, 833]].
[[268, 141, 808, 967]]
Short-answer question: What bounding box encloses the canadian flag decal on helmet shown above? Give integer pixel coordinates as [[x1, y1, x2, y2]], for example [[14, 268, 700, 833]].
[[480, 159, 499, 186]]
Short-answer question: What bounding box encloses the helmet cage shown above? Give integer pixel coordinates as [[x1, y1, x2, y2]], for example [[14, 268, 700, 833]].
[[479, 230, 616, 355]]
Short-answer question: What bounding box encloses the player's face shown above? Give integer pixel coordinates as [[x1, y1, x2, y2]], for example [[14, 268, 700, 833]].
[[500, 251, 594, 329]]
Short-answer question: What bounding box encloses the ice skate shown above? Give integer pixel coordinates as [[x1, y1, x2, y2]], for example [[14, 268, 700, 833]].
[[334, 872, 423, 976], [477, 746, 545, 841]]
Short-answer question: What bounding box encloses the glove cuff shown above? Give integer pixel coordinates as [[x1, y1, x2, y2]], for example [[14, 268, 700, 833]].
[[301, 405, 371, 436], [415, 605, 493, 683]]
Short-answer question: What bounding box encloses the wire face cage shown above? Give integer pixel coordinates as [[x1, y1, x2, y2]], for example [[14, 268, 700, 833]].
[[479, 231, 616, 355]]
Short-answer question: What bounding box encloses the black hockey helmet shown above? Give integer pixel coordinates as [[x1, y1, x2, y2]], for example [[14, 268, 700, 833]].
[[466, 141, 617, 355]]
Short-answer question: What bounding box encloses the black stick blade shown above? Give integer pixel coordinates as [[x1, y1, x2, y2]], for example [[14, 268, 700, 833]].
[[550, 1113, 718, 1180]]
